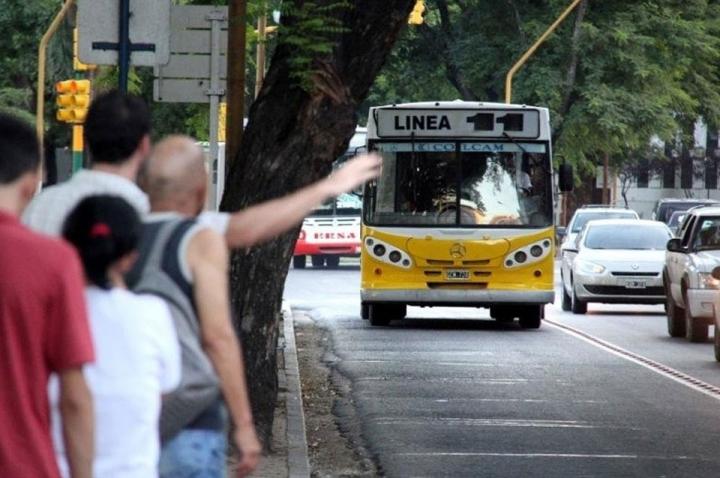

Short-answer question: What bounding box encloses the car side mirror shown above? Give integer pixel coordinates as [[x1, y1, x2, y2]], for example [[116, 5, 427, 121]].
[[557, 226, 566, 239], [667, 238, 683, 253], [558, 163, 573, 192], [712, 266, 720, 281]]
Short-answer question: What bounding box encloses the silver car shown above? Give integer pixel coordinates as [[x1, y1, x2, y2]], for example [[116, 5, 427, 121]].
[[561, 219, 672, 314]]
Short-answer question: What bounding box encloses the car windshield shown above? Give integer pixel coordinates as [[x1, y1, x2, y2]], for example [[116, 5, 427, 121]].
[[584, 224, 670, 250], [571, 211, 637, 232], [693, 217, 720, 250], [311, 193, 362, 216], [668, 213, 685, 228]]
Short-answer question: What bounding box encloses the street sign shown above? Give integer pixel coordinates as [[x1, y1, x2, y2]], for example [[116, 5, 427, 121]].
[[153, 79, 227, 103], [153, 5, 229, 210], [153, 6, 228, 104], [77, 0, 171, 66]]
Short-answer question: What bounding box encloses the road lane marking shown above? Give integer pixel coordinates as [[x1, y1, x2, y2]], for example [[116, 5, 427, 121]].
[[545, 319, 720, 402], [371, 417, 640, 430], [393, 452, 698, 460]]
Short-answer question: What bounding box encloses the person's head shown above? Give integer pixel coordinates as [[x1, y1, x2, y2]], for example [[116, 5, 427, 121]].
[[85, 90, 151, 171], [0, 113, 41, 214], [62, 195, 142, 289], [139, 135, 207, 215]]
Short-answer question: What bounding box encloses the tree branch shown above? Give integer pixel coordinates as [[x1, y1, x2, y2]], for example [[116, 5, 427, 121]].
[[505, 0, 526, 46], [560, 0, 588, 115], [432, 0, 478, 100]]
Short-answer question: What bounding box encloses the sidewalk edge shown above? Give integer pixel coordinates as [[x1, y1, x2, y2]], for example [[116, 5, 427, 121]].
[[281, 302, 311, 478]]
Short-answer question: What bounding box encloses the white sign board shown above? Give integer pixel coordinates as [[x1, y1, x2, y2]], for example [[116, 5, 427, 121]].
[[375, 108, 541, 139], [153, 6, 228, 104], [77, 0, 171, 66]]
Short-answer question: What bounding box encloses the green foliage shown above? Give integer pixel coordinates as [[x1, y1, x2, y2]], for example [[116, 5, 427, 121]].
[[278, 1, 351, 90], [0, 0, 73, 143], [367, 0, 720, 175]]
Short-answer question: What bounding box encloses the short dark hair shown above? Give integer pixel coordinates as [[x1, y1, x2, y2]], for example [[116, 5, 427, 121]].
[[85, 90, 151, 165], [63, 195, 141, 289], [0, 113, 40, 184]]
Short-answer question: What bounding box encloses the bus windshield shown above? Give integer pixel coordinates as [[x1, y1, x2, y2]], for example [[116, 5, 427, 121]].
[[311, 193, 362, 217], [366, 142, 552, 227]]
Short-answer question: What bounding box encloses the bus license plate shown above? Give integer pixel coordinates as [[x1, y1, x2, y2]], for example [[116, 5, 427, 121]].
[[447, 270, 470, 281], [625, 280, 646, 289]]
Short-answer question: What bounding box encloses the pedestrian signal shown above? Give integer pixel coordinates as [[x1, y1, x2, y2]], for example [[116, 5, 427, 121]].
[[408, 0, 425, 25], [56, 80, 91, 123]]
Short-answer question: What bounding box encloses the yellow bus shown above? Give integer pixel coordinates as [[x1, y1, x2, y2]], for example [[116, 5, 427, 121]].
[[361, 101, 572, 327]]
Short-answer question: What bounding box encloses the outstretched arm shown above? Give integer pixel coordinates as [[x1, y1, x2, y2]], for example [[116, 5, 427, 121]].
[[189, 229, 261, 476], [224, 153, 381, 249]]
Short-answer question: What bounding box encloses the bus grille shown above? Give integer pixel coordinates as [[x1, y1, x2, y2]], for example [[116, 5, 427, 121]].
[[427, 283, 488, 290], [584, 285, 663, 296]]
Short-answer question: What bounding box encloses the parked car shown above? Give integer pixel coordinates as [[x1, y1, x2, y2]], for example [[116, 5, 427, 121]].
[[559, 205, 639, 254], [652, 198, 720, 224], [665, 206, 720, 342], [561, 219, 671, 314], [667, 210, 687, 236], [711, 266, 720, 360]]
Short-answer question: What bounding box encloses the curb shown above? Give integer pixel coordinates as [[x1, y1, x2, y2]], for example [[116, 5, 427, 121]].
[[281, 302, 311, 478]]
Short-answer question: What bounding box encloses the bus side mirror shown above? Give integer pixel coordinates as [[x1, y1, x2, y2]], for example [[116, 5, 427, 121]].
[[559, 163, 573, 192]]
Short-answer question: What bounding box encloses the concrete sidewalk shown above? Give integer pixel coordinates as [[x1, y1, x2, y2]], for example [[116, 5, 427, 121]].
[[247, 303, 310, 478]]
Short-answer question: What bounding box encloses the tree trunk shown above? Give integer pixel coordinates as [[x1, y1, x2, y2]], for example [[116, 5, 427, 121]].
[[220, 0, 417, 446]]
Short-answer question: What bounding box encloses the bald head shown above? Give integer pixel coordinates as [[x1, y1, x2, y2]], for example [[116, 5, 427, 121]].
[[140, 135, 207, 213]]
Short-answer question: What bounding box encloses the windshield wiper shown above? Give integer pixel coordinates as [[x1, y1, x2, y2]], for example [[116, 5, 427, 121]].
[[502, 132, 529, 156]]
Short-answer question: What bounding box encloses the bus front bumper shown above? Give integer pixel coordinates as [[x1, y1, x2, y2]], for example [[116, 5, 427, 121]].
[[360, 289, 554, 306]]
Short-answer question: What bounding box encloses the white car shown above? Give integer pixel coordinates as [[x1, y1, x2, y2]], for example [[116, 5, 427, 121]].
[[561, 219, 672, 314], [559, 206, 639, 254], [665, 207, 720, 342]]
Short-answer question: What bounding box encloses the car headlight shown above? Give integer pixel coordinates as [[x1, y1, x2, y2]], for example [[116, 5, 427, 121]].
[[698, 273, 720, 289], [575, 259, 606, 275]]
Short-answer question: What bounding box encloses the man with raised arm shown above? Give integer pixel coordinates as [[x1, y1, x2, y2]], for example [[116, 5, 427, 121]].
[[130, 135, 380, 477]]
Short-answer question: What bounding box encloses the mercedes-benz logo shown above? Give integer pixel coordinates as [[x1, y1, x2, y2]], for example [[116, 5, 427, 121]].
[[450, 243, 466, 259], [631, 264, 639, 270]]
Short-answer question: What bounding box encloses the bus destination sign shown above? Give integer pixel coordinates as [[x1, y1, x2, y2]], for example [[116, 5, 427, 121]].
[[376, 108, 541, 139]]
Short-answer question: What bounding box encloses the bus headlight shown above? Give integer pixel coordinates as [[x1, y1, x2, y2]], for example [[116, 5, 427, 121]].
[[505, 238, 552, 269], [364, 237, 412, 269]]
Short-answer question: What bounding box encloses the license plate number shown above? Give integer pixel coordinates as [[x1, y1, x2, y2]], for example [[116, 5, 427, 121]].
[[625, 280, 647, 289], [447, 270, 470, 280]]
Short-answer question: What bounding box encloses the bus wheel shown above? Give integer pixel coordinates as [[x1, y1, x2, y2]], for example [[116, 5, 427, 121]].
[[293, 255, 306, 269], [369, 304, 406, 326], [326, 255, 340, 269], [519, 305, 543, 329], [490, 306, 515, 323], [361, 302, 369, 320], [368, 304, 391, 326], [311, 255, 325, 268]]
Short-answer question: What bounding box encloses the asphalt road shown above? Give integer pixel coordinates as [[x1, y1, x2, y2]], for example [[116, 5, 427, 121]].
[[284, 262, 720, 477]]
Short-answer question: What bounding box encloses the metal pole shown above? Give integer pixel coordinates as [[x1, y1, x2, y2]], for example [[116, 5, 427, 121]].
[[118, 0, 131, 92], [207, 11, 226, 211], [37, 0, 76, 177], [254, 15, 267, 98], [504, 0, 584, 104]]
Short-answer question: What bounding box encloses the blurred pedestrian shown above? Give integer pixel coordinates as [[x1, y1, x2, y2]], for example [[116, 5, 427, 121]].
[[0, 113, 94, 478], [51, 195, 181, 477], [23, 90, 151, 235]]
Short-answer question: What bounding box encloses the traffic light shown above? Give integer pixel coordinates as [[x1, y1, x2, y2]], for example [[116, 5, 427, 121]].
[[408, 0, 425, 25], [56, 80, 91, 123]]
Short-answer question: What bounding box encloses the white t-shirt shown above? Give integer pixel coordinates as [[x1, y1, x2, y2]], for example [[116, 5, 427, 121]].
[[22, 169, 230, 237], [51, 287, 181, 478]]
